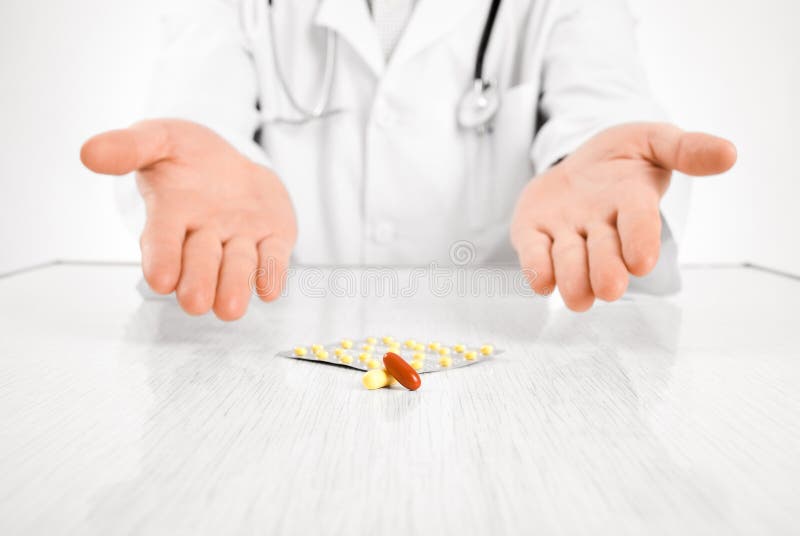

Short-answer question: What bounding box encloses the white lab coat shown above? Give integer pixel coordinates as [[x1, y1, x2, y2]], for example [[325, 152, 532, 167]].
[[122, 0, 689, 293]]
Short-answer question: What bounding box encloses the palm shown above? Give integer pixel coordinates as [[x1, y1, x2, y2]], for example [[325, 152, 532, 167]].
[[512, 123, 736, 311], [523, 159, 668, 230], [82, 119, 297, 320], [135, 129, 293, 244]]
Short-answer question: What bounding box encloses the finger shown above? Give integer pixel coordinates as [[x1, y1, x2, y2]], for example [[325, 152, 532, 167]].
[[176, 229, 222, 315], [642, 124, 738, 176], [214, 237, 258, 321], [586, 222, 629, 301], [254, 235, 293, 302], [80, 119, 173, 175], [552, 232, 594, 312], [617, 203, 662, 277], [140, 214, 186, 294], [514, 230, 555, 295]]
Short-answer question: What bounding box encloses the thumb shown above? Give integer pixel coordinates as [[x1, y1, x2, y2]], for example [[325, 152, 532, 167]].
[[80, 119, 173, 175], [643, 123, 738, 176]]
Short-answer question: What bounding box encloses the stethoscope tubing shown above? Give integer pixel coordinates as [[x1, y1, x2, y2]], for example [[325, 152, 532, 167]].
[[253, 0, 503, 127], [267, 7, 338, 121], [474, 0, 503, 82]]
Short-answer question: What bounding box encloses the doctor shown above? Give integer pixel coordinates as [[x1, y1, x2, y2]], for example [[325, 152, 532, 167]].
[[81, 0, 736, 320]]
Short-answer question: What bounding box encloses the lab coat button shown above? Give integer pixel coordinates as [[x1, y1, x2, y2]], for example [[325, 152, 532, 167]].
[[372, 221, 396, 244]]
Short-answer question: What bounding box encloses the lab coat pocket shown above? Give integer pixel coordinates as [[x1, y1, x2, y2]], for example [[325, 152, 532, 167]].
[[467, 82, 537, 231]]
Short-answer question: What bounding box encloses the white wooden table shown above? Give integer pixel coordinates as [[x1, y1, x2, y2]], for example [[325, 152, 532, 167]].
[[0, 263, 798, 535]]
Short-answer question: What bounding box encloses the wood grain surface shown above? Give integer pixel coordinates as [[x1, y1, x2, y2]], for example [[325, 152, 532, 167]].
[[0, 264, 798, 535]]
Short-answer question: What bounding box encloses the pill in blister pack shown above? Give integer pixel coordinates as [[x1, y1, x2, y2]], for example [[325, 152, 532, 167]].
[[278, 336, 502, 374]]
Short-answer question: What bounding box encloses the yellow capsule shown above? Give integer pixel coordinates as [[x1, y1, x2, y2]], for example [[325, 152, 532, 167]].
[[413, 343, 425, 352], [341, 339, 353, 349], [311, 344, 323, 352], [366, 337, 377, 345], [453, 344, 466, 353], [293, 346, 307, 357], [316, 350, 329, 360], [334, 348, 345, 357], [358, 352, 370, 363], [438, 347, 450, 356], [428, 342, 441, 351], [439, 356, 453, 367], [362, 344, 374, 352], [412, 352, 425, 361], [382, 336, 394, 345], [480, 345, 494, 356], [388, 344, 400, 352], [367, 359, 381, 370], [404, 339, 416, 348], [340, 354, 353, 364], [410, 360, 424, 371], [362, 369, 393, 390], [464, 351, 477, 361]]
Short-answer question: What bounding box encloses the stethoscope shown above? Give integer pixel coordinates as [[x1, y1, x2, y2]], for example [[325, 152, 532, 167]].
[[253, 0, 503, 133]]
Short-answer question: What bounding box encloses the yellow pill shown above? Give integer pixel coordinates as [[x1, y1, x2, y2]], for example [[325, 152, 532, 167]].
[[410, 360, 424, 371], [362, 369, 393, 390], [362, 344, 374, 352], [382, 336, 394, 344], [413, 343, 425, 352], [480, 345, 494, 356], [428, 342, 441, 351], [358, 352, 370, 362], [404, 339, 416, 348], [388, 344, 400, 352], [439, 356, 453, 367], [316, 350, 329, 360], [311, 344, 323, 352], [453, 344, 466, 353], [412, 352, 425, 361], [464, 351, 477, 361], [438, 347, 450, 356], [340, 354, 353, 364], [367, 359, 381, 370], [334, 348, 345, 357], [341, 339, 353, 349], [293, 346, 307, 357], [366, 337, 377, 345]]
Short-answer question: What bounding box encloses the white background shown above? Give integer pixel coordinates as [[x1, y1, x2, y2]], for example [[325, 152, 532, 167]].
[[1, 0, 798, 275]]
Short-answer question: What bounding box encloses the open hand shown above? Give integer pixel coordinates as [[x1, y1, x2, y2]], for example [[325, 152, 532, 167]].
[[511, 122, 737, 311], [81, 119, 297, 320]]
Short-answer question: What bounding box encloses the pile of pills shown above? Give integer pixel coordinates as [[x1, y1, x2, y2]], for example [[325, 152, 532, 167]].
[[278, 336, 500, 390]]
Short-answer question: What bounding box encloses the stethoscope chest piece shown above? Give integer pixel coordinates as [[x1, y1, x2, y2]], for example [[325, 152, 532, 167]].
[[457, 80, 499, 134]]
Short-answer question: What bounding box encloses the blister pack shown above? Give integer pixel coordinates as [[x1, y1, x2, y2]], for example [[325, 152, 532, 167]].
[[277, 336, 501, 374]]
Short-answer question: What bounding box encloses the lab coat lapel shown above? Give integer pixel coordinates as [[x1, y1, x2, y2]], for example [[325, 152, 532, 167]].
[[314, 0, 385, 77], [389, 0, 484, 68]]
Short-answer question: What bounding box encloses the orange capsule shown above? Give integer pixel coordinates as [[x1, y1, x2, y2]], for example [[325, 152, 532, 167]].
[[382, 352, 422, 391]]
